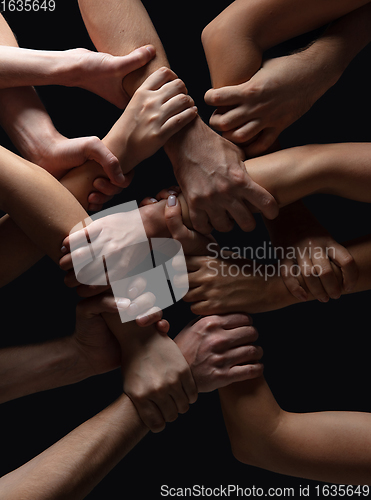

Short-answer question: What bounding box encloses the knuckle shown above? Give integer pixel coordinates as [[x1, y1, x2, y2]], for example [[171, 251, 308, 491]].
[[342, 253, 356, 268]]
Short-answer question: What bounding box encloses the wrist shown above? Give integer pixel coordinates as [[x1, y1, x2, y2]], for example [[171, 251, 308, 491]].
[[61, 336, 97, 383], [163, 114, 205, 167]]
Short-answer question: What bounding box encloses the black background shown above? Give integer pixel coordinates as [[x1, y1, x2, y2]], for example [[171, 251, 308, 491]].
[[0, 0, 371, 498]]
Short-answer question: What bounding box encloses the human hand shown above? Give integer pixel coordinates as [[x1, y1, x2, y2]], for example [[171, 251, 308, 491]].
[[59, 207, 150, 286], [176, 253, 286, 315], [265, 202, 358, 302], [67, 45, 156, 108], [119, 323, 197, 432], [174, 314, 263, 392], [165, 119, 278, 234], [205, 52, 335, 157], [105, 67, 198, 174], [140, 186, 216, 256], [72, 292, 122, 375], [163, 192, 217, 256], [32, 131, 126, 210]]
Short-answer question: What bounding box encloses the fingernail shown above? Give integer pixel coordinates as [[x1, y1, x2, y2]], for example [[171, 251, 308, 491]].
[[296, 291, 307, 302], [319, 296, 329, 303], [136, 314, 149, 325], [128, 286, 138, 298], [129, 303, 139, 315], [149, 198, 158, 203], [168, 190, 178, 195], [167, 195, 177, 207], [145, 45, 156, 56], [117, 298, 130, 310], [61, 245, 67, 253], [115, 172, 126, 185]]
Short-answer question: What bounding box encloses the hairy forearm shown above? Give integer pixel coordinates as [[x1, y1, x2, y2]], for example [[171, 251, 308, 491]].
[[0, 393, 147, 500], [78, 0, 168, 97], [219, 378, 371, 484], [302, 2, 371, 85], [202, 0, 370, 88], [0, 337, 94, 405]]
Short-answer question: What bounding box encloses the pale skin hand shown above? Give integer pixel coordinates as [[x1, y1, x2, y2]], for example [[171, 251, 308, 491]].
[[77, 0, 278, 235], [0, 15, 157, 195]]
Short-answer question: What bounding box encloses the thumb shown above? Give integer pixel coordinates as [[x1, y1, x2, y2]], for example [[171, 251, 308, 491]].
[[164, 195, 186, 240], [121, 45, 156, 75]]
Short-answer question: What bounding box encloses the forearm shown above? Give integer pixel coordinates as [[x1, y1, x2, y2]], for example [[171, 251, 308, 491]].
[[0, 337, 95, 405], [0, 393, 147, 500], [78, 0, 168, 97], [254, 232, 371, 312], [245, 143, 371, 208], [202, 0, 369, 88], [219, 379, 371, 484]]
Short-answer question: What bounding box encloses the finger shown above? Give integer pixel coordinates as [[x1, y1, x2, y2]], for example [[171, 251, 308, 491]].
[[161, 93, 194, 120], [298, 255, 329, 303], [133, 399, 166, 433], [59, 253, 73, 271], [164, 196, 192, 241], [173, 273, 190, 289], [225, 363, 264, 385], [280, 260, 308, 302], [152, 394, 179, 423], [204, 86, 243, 108], [188, 207, 213, 235], [155, 186, 180, 201], [244, 128, 279, 158], [92, 177, 123, 197], [120, 45, 156, 77], [87, 202, 104, 212], [183, 255, 206, 272], [157, 78, 188, 102], [61, 245, 95, 273], [126, 275, 147, 299], [180, 369, 198, 405], [139, 196, 159, 207], [73, 258, 109, 287], [155, 319, 170, 334], [222, 345, 263, 368], [135, 306, 163, 327], [140, 66, 178, 91], [160, 106, 198, 140], [87, 191, 113, 206], [327, 246, 358, 293], [191, 300, 219, 316], [215, 313, 254, 330], [83, 137, 126, 188], [207, 207, 235, 233], [240, 177, 278, 220], [222, 198, 256, 232], [311, 256, 342, 300], [127, 292, 156, 318], [75, 283, 111, 298], [224, 120, 264, 145]]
